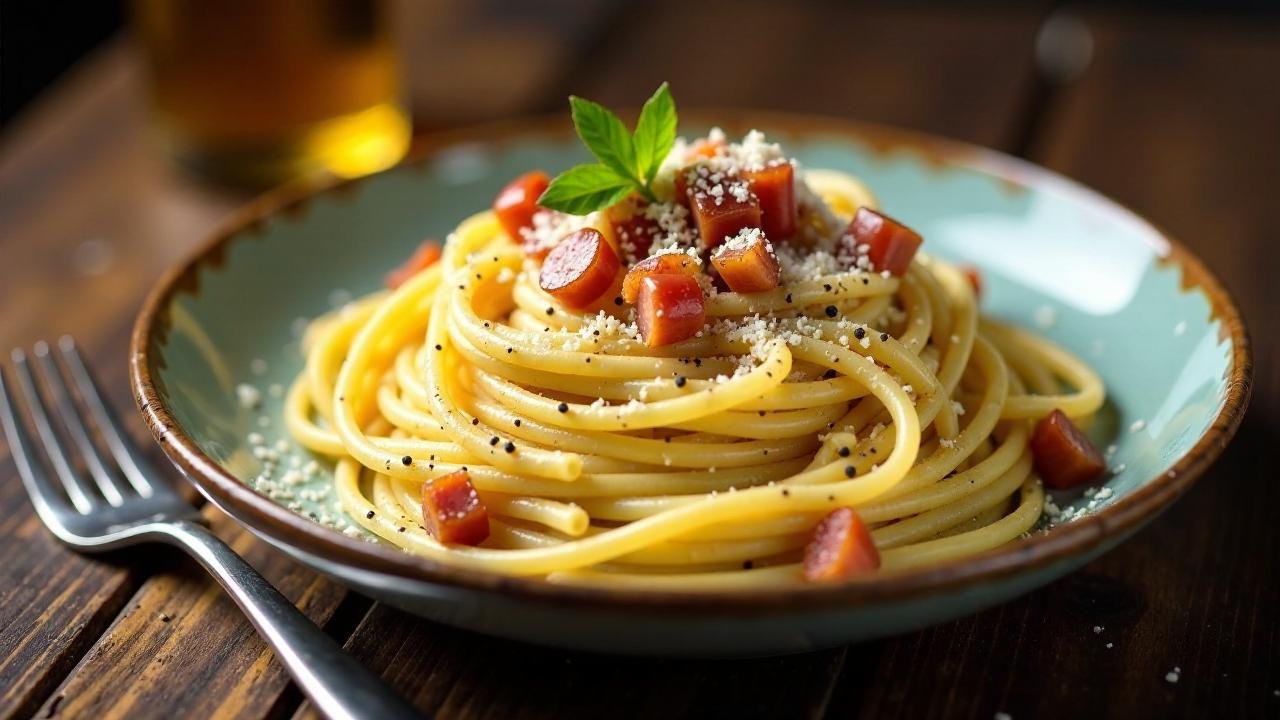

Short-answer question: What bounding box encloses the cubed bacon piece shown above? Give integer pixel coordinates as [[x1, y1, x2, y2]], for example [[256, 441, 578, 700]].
[[1031, 409, 1106, 489], [673, 165, 697, 207], [705, 264, 731, 293], [690, 185, 761, 251], [803, 507, 881, 582], [742, 162, 797, 239], [493, 170, 550, 242], [421, 469, 490, 545], [960, 264, 983, 298], [622, 251, 702, 303], [839, 207, 923, 276], [606, 198, 662, 263], [711, 229, 780, 293], [384, 240, 442, 289], [539, 228, 621, 309], [636, 274, 705, 347]]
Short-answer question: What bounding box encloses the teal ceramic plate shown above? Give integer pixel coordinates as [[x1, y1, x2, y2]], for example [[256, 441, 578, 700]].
[[132, 114, 1250, 657]]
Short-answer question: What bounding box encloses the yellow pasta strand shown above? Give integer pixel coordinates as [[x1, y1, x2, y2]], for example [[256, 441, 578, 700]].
[[278, 166, 1106, 590]]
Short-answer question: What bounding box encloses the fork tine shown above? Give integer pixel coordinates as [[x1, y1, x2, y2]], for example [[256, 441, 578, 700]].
[[33, 342, 126, 506], [5, 350, 96, 513], [57, 337, 157, 497], [1, 364, 79, 527]]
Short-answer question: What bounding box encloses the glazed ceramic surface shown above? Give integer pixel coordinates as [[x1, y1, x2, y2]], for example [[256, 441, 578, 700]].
[[132, 115, 1249, 657]]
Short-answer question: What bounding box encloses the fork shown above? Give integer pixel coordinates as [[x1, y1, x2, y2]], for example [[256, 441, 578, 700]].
[[0, 338, 421, 720]]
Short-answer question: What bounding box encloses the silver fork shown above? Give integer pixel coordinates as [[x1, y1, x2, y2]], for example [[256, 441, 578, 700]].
[[0, 338, 421, 720]]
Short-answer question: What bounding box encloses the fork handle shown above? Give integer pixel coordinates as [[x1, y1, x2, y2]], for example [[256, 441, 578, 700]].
[[155, 520, 422, 720]]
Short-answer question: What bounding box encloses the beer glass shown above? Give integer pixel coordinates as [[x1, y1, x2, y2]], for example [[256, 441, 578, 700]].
[[133, 0, 411, 188]]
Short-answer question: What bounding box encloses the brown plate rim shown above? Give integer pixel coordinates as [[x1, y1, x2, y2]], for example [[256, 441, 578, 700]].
[[130, 111, 1252, 613]]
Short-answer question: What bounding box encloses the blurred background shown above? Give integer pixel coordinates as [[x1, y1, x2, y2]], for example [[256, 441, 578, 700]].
[[2, 0, 1275, 349], [4, 1, 1277, 178], [0, 3, 1277, 717], [3, 0, 1277, 186]]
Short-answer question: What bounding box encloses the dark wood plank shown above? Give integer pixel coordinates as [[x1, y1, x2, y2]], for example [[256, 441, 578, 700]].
[[294, 3, 1052, 718], [0, 471, 143, 720], [0, 41, 238, 720], [33, 508, 358, 720], [823, 9, 1280, 719], [296, 606, 847, 720]]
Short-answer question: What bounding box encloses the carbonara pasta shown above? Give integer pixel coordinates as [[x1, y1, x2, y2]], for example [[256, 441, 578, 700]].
[[284, 122, 1106, 590]]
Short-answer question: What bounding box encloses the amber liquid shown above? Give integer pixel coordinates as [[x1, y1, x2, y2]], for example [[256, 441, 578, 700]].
[[133, 0, 411, 188]]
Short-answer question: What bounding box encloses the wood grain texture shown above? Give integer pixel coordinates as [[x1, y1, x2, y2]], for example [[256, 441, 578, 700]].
[[32, 507, 357, 720], [0, 42, 244, 720], [294, 604, 848, 720], [0, 473, 141, 720]]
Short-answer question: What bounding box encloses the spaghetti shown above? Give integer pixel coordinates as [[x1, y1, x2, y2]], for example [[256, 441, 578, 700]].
[[284, 126, 1106, 590]]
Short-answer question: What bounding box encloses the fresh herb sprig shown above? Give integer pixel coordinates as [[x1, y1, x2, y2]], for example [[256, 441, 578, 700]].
[[537, 83, 677, 215]]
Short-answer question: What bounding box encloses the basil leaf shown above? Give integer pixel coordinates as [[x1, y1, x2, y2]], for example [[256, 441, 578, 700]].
[[570, 95, 641, 185], [538, 163, 635, 215], [633, 82, 676, 185]]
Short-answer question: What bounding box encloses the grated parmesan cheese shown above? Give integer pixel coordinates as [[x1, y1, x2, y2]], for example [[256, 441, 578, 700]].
[[520, 209, 601, 258], [714, 227, 768, 256], [236, 383, 262, 409]]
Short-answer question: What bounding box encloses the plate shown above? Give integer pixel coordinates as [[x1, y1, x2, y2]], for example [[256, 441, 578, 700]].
[[131, 114, 1250, 657]]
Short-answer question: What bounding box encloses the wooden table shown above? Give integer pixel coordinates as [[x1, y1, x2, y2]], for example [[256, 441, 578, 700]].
[[1, 2, 1276, 718]]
